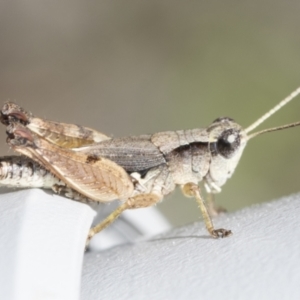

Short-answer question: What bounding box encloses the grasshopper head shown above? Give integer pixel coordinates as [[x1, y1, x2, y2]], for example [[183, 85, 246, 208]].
[[205, 86, 300, 193], [205, 117, 248, 192]]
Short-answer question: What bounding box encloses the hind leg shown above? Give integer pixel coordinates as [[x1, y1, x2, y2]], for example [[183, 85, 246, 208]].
[[86, 193, 162, 246]]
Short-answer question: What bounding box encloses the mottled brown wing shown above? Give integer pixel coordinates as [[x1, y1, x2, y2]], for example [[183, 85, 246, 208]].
[[27, 118, 110, 148], [1, 102, 110, 148], [8, 125, 134, 202]]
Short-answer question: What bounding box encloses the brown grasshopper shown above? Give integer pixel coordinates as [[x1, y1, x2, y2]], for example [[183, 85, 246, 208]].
[[1, 87, 300, 244]]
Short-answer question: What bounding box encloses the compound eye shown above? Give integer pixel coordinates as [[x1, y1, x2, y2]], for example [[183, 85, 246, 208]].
[[222, 129, 238, 144], [215, 129, 241, 158], [212, 117, 235, 124]]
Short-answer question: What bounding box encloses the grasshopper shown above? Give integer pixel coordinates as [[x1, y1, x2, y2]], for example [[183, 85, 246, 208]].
[[1, 87, 300, 244]]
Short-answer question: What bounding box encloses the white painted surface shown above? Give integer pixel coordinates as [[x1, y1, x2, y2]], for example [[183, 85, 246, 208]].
[[81, 193, 300, 300], [0, 189, 96, 300], [0, 188, 171, 300], [1, 189, 299, 300]]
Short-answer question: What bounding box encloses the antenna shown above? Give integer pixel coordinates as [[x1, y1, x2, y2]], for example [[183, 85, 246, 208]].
[[245, 87, 300, 133], [244, 87, 300, 140]]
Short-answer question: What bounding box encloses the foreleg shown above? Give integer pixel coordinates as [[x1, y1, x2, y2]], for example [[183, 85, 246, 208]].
[[181, 183, 232, 238]]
